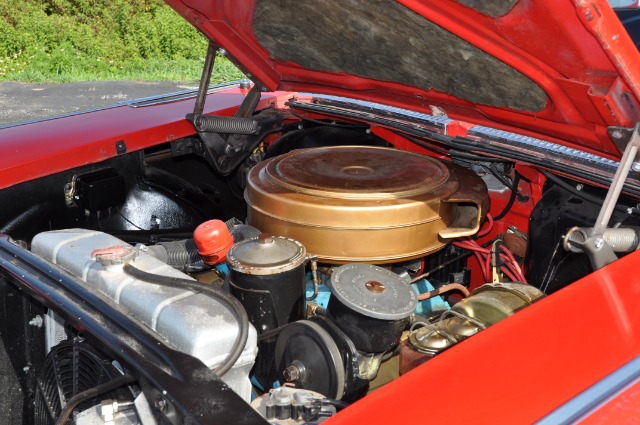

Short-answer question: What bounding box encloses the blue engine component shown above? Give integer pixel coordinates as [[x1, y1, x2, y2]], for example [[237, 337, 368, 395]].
[[305, 272, 332, 309], [411, 278, 450, 317], [304, 270, 449, 317]]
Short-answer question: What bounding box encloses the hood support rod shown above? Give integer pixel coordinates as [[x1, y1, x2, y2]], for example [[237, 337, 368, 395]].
[[185, 42, 274, 176], [193, 42, 218, 116], [563, 122, 640, 270]]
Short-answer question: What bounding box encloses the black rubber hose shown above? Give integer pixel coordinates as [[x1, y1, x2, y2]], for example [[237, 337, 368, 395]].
[[230, 224, 261, 243], [55, 374, 136, 425], [0, 203, 53, 234], [399, 132, 512, 163], [289, 108, 370, 129], [493, 172, 522, 220], [158, 239, 207, 272], [321, 398, 350, 411], [482, 166, 529, 202], [263, 129, 304, 159], [122, 264, 249, 377]]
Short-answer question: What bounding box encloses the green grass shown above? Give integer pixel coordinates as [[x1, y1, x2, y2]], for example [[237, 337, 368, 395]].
[[0, 0, 244, 83], [2, 56, 244, 84]]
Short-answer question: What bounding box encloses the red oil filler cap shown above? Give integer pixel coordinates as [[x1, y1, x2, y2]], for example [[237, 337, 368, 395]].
[[193, 219, 234, 265]]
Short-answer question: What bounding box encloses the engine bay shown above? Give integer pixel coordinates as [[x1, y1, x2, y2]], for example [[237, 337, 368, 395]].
[[0, 100, 639, 425]]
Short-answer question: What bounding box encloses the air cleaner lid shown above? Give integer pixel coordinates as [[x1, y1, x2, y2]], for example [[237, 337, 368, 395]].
[[227, 234, 306, 275], [264, 146, 450, 200], [330, 264, 417, 320]]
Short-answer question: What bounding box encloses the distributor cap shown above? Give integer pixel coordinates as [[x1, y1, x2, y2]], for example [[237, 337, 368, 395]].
[[330, 264, 417, 320]]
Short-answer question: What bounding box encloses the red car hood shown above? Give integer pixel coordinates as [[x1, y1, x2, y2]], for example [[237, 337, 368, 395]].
[[166, 0, 640, 159]]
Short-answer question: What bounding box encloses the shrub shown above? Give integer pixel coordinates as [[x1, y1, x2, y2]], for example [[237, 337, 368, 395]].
[[0, 0, 243, 82]]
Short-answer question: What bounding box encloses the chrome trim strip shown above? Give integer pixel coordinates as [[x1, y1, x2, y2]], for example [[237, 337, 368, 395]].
[[537, 356, 640, 425], [0, 81, 242, 130], [307, 94, 619, 170], [300, 93, 452, 130], [125, 80, 242, 108], [468, 126, 619, 170]]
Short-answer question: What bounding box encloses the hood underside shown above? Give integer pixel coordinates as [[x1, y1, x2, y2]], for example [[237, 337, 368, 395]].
[[253, 0, 547, 113], [166, 0, 640, 158]]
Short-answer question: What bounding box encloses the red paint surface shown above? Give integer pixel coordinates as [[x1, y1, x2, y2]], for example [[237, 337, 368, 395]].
[[0, 2, 637, 422], [327, 250, 640, 424], [167, 0, 640, 157], [0, 89, 287, 189]]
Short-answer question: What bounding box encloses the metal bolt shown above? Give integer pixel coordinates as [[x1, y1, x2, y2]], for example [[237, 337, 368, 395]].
[[612, 130, 623, 139], [100, 400, 117, 423], [594, 238, 604, 249], [632, 162, 640, 172], [283, 364, 301, 381], [155, 397, 167, 413], [28, 316, 43, 328], [218, 48, 227, 56], [576, 184, 584, 191]]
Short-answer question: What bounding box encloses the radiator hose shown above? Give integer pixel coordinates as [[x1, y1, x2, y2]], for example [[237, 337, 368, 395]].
[[122, 264, 249, 377]]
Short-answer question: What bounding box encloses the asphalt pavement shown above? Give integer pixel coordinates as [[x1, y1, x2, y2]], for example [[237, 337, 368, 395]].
[[0, 81, 200, 126]]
